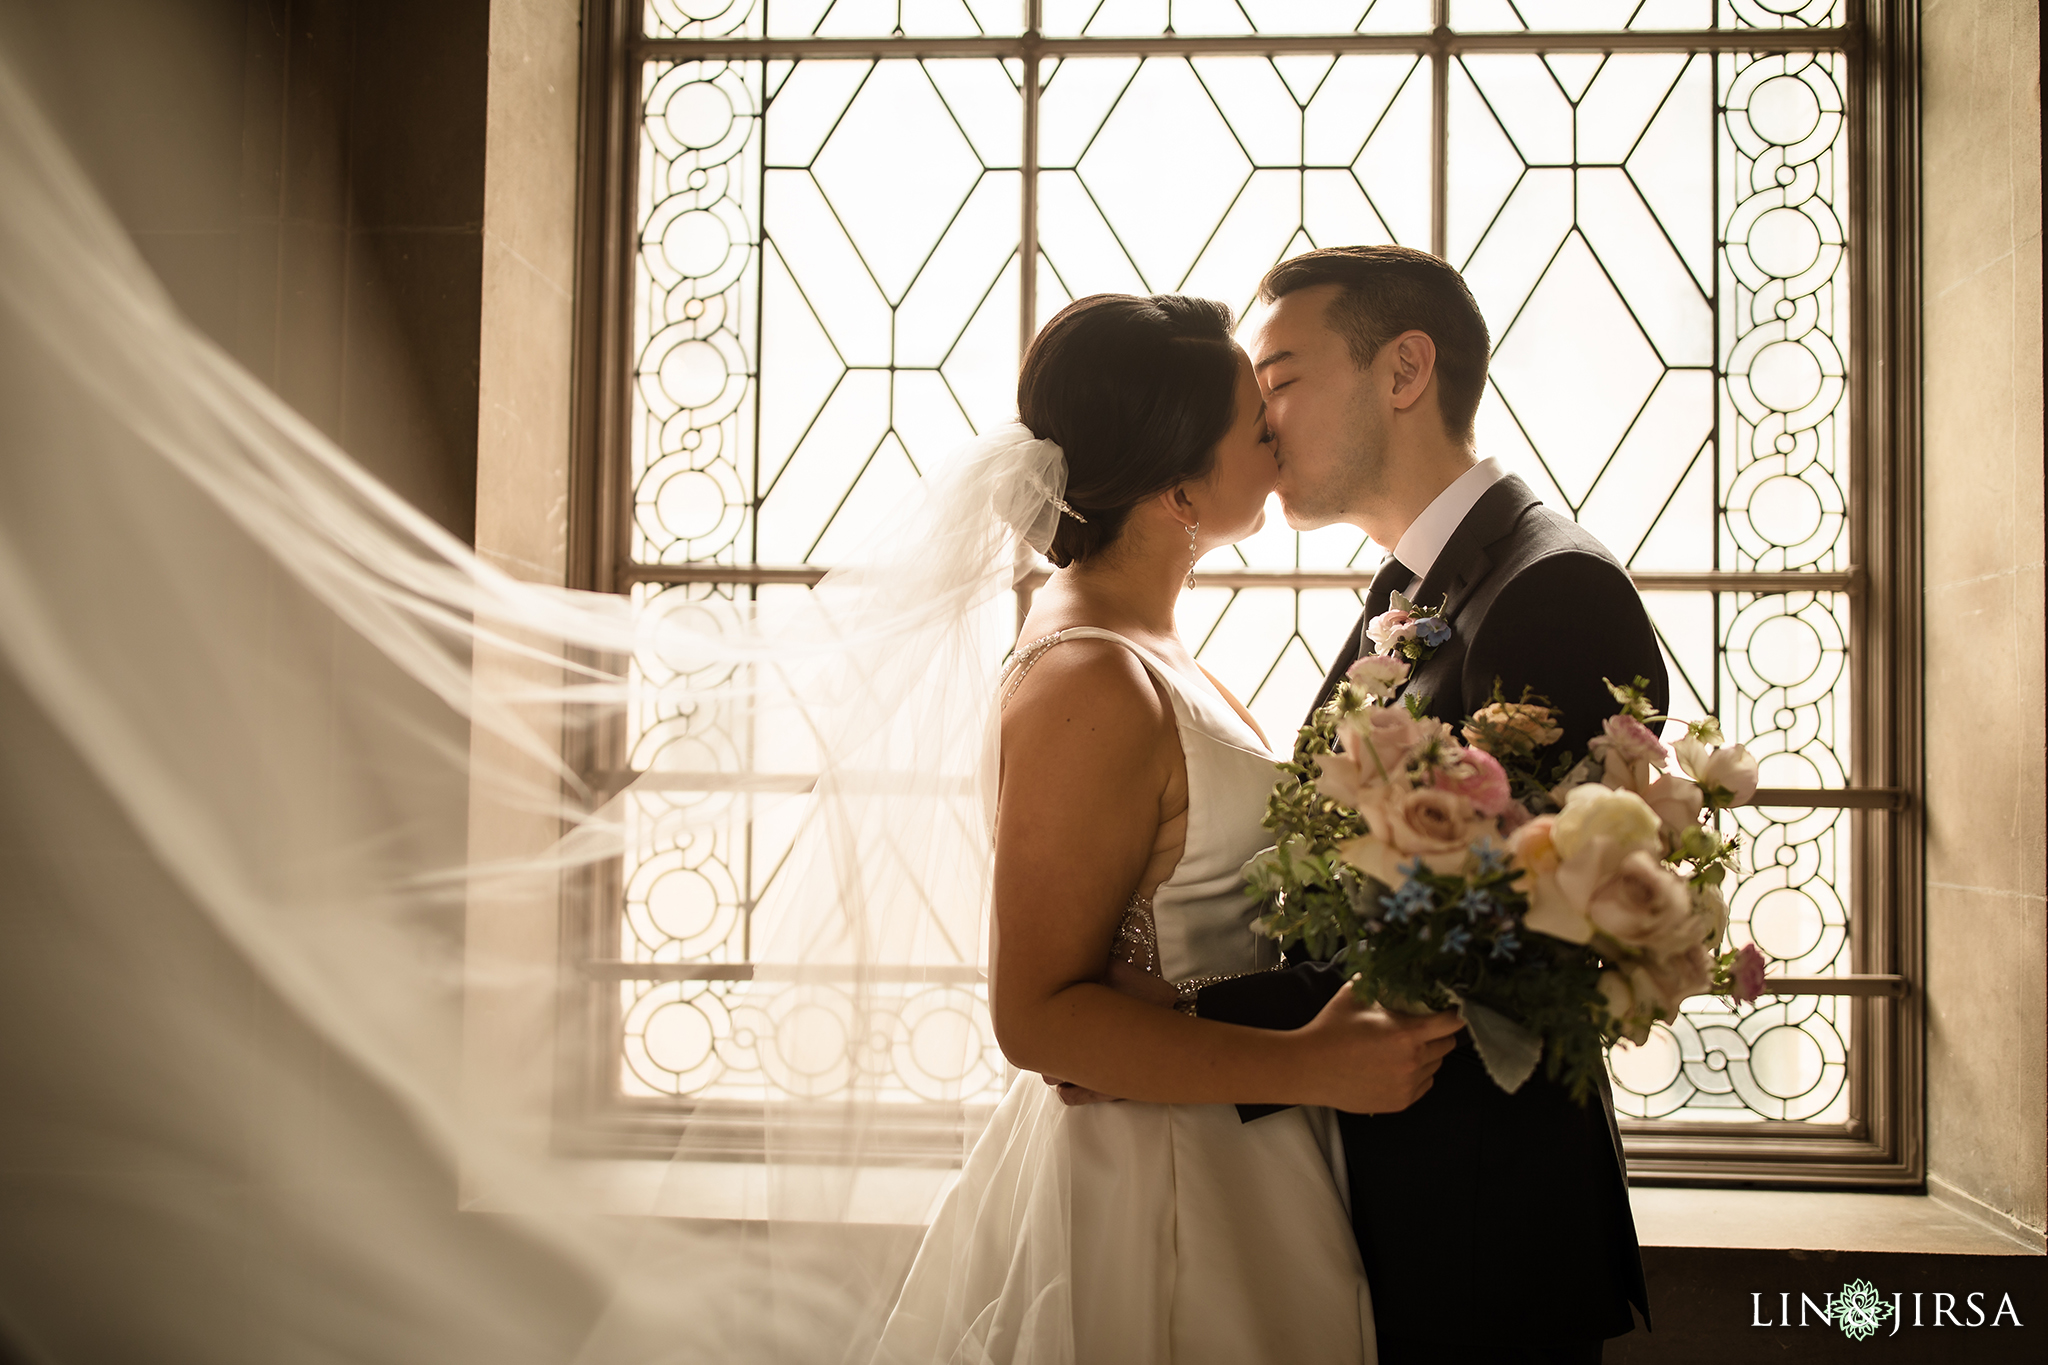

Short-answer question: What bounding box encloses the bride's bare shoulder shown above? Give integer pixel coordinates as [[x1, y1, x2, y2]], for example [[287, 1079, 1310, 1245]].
[[1000, 635, 1172, 767]]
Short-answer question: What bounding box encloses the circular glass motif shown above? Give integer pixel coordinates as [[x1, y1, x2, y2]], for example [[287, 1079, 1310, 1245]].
[[1748, 75, 1822, 145], [1749, 886, 1825, 960], [646, 865, 721, 942], [1747, 613, 1826, 687], [664, 81, 735, 151], [659, 338, 729, 410], [1749, 339, 1825, 412], [662, 209, 731, 279], [656, 467, 729, 541], [1748, 206, 1823, 277], [1748, 473, 1826, 546], [643, 1000, 716, 1074], [1610, 1025, 1683, 1096], [1749, 1024, 1825, 1100]]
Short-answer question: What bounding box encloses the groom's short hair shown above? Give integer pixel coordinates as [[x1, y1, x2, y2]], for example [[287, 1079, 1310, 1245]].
[[1259, 246, 1490, 441]]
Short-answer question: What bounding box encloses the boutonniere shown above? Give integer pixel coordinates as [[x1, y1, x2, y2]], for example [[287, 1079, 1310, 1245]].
[[1365, 590, 1453, 663]]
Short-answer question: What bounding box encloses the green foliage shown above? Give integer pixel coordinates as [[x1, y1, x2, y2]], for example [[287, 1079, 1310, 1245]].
[[1246, 686, 1618, 1104]]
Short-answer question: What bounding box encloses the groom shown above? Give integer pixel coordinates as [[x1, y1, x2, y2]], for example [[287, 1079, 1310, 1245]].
[[1203, 246, 1663, 1362]]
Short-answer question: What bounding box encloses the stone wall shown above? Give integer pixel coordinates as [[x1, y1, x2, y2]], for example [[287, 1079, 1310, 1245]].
[[1921, 0, 2046, 1243]]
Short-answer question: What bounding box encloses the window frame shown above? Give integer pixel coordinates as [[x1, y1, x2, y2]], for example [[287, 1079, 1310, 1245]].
[[559, 0, 1923, 1185]]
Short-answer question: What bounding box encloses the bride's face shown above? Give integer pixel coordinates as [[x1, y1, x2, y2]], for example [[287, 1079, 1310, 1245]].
[[1183, 349, 1279, 546]]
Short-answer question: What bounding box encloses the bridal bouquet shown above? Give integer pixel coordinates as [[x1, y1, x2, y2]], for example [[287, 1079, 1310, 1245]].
[[1243, 656, 1770, 1102]]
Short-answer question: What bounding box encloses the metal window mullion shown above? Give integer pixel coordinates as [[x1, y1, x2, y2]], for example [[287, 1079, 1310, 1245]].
[[1429, 0, 1449, 257], [635, 30, 1853, 61]]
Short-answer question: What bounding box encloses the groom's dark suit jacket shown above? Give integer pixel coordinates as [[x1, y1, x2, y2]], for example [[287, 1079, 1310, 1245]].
[[1199, 473, 1662, 1353]]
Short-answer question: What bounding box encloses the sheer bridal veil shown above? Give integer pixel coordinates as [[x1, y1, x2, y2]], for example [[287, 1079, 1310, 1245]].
[[0, 36, 1062, 1365]]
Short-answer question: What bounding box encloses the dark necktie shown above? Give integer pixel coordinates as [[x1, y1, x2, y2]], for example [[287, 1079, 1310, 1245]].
[[1363, 555, 1413, 623]]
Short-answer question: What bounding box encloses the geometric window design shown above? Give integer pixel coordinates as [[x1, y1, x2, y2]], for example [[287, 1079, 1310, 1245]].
[[585, 2, 1914, 1176]]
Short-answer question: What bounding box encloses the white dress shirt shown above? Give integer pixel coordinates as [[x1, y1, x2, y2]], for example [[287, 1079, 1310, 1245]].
[[1391, 457, 1507, 597]]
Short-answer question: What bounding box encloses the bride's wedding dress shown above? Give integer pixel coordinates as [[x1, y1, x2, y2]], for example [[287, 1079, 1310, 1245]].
[[874, 627, 1375, 1365]]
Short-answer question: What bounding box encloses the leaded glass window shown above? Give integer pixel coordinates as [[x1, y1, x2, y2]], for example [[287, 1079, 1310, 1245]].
[[569, 1, 1919, 1182]]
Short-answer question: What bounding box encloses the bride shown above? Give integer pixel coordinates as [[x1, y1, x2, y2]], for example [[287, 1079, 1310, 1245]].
[[872, 295, 1464, 1365]]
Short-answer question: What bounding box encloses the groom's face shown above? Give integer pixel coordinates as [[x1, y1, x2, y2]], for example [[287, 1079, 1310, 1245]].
[[1251, 285, 1386, 532]]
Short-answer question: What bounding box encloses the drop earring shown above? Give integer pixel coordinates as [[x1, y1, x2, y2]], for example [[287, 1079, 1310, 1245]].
[[1185, 521, 1200, 591]]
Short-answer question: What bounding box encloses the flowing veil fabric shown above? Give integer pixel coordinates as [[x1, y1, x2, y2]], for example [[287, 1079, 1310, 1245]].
[[0, 37, 1061, 1364]]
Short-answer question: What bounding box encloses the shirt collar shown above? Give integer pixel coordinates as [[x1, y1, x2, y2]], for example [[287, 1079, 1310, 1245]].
[[1391, 457, 1506, 588]]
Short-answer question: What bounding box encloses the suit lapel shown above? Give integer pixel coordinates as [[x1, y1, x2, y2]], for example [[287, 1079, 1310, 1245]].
[[1310, 476, 1543, 723], [1309, 553, 1414, 723], [1411, 474, 1541, 622]]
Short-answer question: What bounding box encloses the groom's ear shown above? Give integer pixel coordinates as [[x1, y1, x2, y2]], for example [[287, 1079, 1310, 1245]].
[[1384, 330, 1439, 414]]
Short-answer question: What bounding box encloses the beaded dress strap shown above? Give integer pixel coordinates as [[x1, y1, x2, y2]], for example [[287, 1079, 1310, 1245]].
[[999, 630, 1070, 708]]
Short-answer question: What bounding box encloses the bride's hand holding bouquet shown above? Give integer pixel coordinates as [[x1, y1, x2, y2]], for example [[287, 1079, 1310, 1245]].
[[1245, 659, 1770, 1102]]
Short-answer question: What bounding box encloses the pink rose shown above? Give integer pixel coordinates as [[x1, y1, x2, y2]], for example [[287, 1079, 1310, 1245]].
[[1341, 785, 1485, 880], [1433, 745, 1513, 817], [1316, 706, 1428, 807], [1591, 714, 1670, 796], [1581, 850, 1698, 958], [1596, 713, 1670, 768], [1364, 609, 1419, 655], [1730, 942, 1767, 1005]]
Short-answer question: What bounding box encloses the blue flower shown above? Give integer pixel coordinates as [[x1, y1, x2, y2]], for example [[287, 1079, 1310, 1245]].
[[1416, 616, 1453, 648], [1457, 887, 1497, 923], [1470, 841, 1510, 876], [1378, 878, 1434, 924], [1441, 925, 1472, 955], [1490, 930, 1521, 960]]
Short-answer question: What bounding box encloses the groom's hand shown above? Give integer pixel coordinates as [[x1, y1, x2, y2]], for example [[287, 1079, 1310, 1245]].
[[1041, 960, 1179, 1105], [1300, 983, 1465, 1114]]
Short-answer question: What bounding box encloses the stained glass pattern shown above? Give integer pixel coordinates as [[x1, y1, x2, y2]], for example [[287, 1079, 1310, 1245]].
[[1447, 0, 1843, 30], [1605, 50, 1852, 1124], [1039, 0, 1433, 38], [618, 22, 1867, 1131], [1035, 54, 1431, 316], [633, 59, 1024, 567]]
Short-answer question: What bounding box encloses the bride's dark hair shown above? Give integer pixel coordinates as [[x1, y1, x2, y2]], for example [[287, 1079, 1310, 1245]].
[[1018, 293, 1239, 568]]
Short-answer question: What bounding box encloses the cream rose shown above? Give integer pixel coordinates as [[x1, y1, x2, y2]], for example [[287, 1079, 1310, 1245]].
[[1598, 969, 1652, 1046], [1672, 735, 1760, 806], [1581, 850, 1698, 958], [1550, 783, 1661, 861], [1644, 770, 1705, 835], [1692, 882, 1729, 947], [1512, 816, 1595, 945]]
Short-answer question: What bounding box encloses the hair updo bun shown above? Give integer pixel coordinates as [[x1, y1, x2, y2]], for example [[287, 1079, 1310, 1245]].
[[1017, 294, 1239, 568]]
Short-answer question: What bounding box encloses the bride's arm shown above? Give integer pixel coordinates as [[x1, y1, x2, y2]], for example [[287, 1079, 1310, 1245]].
[[990, 642, 1459, 1112]]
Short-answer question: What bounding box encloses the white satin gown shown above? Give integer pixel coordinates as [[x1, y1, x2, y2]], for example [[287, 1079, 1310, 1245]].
[[872, 627, 1375, 1365]]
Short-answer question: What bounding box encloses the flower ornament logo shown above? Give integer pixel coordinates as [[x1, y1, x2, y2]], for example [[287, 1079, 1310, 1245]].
[[1834, 1279, 1895, 1341]]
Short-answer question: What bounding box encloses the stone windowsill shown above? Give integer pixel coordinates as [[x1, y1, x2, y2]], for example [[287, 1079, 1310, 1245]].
[[470, 1160, 2047, 1258], [1628, 1187, 2046, 1257]]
